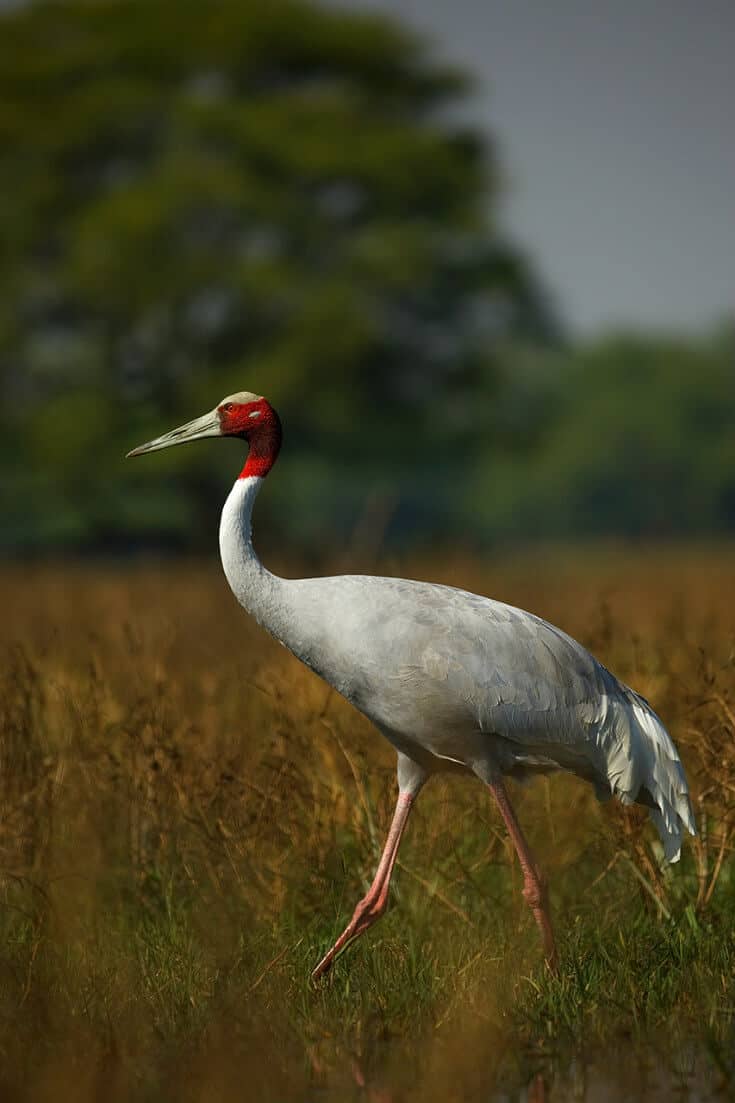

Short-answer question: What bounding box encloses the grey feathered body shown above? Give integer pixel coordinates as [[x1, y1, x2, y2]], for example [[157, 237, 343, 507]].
[[221, 477, 695, 862]]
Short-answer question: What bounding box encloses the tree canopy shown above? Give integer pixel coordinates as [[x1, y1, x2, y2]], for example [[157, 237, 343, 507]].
[[0, 0, 555, 553], [466, 328, 735, 544], [2, 1, 732, 556]]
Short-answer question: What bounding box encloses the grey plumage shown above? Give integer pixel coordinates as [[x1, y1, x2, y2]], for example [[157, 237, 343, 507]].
[[221, 478, 695, 864]]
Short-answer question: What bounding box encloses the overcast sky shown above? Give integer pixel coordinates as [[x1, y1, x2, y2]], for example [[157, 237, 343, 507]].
[[333, 0, 735, 335]]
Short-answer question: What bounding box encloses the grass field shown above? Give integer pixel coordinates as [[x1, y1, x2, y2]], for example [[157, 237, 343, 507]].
[[1, 550, 735, 1101]]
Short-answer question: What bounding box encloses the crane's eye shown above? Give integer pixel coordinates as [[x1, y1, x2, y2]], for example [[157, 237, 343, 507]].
[[222, 402, 235, 413]]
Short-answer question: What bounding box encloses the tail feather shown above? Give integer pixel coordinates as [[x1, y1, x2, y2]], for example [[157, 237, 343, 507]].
[[601, 686, 695, 863]]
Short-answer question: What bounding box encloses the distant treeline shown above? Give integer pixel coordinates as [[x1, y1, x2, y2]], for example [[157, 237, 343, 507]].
[[1, 1, 732, 554], [3, 326, 734, 555], [463, 328, 735, 546]]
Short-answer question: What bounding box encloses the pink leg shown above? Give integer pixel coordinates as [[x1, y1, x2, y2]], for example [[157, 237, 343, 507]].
[[311, 792, 414, 982], [487, 776, 558, 969]]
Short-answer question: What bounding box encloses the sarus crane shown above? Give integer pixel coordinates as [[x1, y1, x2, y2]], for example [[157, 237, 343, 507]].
[[128, 392, 695, 978]]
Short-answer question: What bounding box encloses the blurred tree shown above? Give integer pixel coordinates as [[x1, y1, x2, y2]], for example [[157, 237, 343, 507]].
[[465, 327, 735, 543], [0, 0, 555, 554]]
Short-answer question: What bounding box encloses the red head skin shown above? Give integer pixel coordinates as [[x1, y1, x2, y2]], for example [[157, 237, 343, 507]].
[[217, 398, 282, 479]]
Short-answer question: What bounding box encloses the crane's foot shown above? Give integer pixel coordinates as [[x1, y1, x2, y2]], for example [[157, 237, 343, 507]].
[[311, 937, 347, 982], [311, 954, 334, 983], [523, 869, 558, 971], [311, 894, 387, 982]]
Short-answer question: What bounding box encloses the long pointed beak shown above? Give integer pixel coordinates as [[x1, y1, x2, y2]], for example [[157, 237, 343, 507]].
[[126, 409, 221, 458]]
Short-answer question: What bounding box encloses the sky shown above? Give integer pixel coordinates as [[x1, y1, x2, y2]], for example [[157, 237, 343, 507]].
[[333, 0, 735, 335]]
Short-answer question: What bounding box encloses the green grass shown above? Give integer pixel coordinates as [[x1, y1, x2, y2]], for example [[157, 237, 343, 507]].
[[1, 555, 734, 1100]]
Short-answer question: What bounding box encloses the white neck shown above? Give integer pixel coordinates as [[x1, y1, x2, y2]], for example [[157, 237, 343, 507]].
[[219, 476, 285, 633]]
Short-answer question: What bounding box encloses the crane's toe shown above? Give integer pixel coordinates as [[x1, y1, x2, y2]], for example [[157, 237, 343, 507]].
[[310, 895, 388, 982]]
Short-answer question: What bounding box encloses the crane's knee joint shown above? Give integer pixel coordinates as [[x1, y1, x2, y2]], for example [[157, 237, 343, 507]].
[[522, 876, 547, 910], [352, 894, 386, 926]]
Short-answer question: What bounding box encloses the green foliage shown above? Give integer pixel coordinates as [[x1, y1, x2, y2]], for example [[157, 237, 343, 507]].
[[2, 1, 732, 557], [466, 327, 735, 543], [0, 0, 554, 554]]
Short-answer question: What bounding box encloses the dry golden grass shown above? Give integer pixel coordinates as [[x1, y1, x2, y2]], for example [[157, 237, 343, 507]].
[[1, 549, 735, 1101]]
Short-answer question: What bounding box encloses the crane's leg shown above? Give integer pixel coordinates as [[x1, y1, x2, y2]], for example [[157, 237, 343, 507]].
[[311, 791, 414, 982], [487, 775, 558, 969], [311, 756, 426, 982]]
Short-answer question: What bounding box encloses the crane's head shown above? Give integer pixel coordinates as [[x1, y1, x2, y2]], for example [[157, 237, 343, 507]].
[[126, 391, 282, 477]]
